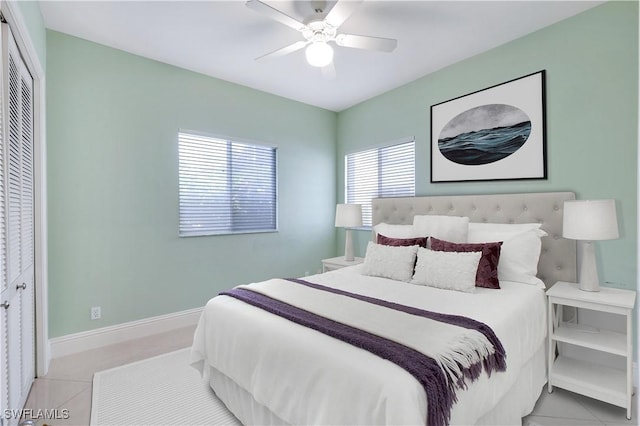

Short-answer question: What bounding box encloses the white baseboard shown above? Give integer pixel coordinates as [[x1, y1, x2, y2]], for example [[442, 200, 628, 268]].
[[49, 307, 203, 359]]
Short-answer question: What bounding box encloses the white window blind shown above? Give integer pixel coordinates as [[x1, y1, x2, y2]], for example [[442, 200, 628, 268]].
[[345, 139, 415, 226], [178, 132, 277, 236]]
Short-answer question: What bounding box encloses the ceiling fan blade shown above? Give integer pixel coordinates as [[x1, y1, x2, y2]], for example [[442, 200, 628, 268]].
[[324, 0, 363, 28], [246, 0, 306, 31], [256, 41, 308, 61], [335, 33, 397, 52]]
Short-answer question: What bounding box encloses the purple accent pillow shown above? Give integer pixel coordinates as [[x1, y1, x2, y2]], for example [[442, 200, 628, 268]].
[[377, 233, 428, 248], [429, 237, 503, 289]]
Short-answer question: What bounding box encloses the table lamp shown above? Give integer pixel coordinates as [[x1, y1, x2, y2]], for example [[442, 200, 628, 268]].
[[562, 199, 619, 292], [335, 204, 362, 261]]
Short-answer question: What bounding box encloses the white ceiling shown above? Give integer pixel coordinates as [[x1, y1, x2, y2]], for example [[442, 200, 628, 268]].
[[40, 1, 603, 112]]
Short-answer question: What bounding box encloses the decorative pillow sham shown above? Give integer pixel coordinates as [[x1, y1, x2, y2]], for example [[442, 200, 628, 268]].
[[429, 237, 502, 289], [377, 233, 428, 248], [411, 248, 481, 293], [412, 214, 469, 243], [362, 242, 419, 282], [373, 223, 417, 239], [466, 223, 547, 287], [498, 229, 547, 287], [467, 222, 543, 243]]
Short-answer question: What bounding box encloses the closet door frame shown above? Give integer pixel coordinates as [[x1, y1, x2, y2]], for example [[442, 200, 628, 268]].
[[1, 2, 48, 376]]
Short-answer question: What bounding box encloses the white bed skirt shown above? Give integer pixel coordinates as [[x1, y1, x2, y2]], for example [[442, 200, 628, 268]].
[[476, 344, 546, 425], [207, 343, 546, 426]]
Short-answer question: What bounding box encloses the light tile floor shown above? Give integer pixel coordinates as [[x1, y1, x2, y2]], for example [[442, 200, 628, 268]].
[[22, 325, 637, 426], [523, 385, 636, 426], [22, 326, 197, 426]]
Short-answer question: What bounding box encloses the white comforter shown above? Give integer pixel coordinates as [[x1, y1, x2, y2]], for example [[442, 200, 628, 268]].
[[190, 266, 547, 425]]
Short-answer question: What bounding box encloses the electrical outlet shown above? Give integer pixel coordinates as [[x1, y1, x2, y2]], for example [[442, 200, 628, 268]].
[[91, 306, 101, 320]]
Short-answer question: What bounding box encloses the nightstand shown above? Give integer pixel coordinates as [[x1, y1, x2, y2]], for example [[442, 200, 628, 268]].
[[546, 281, 636, 420], [321, 256, 364, 273]]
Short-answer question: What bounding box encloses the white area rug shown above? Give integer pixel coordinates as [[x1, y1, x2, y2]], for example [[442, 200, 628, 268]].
[[91, 348, 241, 425]]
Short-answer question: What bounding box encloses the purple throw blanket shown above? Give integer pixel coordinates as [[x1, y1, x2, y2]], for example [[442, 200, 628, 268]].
[[221, 280, 506, 426], [287, 278, 507, 382]]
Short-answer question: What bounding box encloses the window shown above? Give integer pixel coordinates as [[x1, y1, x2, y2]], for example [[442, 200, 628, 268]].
[[345, 139, 415, 227], [178, 132, 277, 236]]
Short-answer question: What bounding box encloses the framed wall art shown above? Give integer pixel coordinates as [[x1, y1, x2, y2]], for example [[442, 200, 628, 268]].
[[430, 70, 546, 183]]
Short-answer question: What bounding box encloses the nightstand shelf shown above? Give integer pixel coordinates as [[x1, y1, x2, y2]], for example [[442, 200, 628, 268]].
[[321, 256, 363, 272], [552, 355, 627, 408], [553, 322, 627, 356], [547, 281, 636, 420]]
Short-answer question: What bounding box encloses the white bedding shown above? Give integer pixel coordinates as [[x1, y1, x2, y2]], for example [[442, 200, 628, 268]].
[[190, 265, 547, 425]]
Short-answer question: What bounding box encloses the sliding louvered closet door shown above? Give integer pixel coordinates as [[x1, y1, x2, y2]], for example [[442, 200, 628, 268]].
[[0, 21, 35, 424]]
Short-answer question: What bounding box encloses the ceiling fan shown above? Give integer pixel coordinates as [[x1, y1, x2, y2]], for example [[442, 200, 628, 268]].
[[246, 0, 398, 68]]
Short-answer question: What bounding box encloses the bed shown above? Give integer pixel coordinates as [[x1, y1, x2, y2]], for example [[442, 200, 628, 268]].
[[191, 192, 577, 425]]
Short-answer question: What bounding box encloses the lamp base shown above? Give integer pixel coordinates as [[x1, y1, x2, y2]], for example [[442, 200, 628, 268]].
[[344, 229, 354, 262], [577, 240, 600, 292]]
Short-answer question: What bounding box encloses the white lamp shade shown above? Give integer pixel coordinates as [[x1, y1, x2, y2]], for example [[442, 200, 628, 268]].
[[563, 199, 619, 241], [335, 204, 362, 228], [305, 42, 333, 67]]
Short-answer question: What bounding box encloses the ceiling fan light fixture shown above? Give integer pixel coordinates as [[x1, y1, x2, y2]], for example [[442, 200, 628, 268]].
[[305, 42, 333, 67]]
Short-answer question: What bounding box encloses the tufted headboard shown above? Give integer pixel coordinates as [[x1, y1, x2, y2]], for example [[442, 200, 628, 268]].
[[372, 192, 577, 288]]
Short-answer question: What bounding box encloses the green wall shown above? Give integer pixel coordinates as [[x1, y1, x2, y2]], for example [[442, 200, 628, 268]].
[[15, 0, 46, 70], [337, 1, 638, 295], [45, 1, 639, 340], [46, 31, 337, 337]]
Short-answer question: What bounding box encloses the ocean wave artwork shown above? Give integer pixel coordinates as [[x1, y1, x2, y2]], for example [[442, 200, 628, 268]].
[[438, 104, 531, 166]]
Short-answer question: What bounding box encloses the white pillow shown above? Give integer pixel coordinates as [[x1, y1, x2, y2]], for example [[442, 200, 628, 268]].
[[412, 215, 469, 243], [373, 223, 417, 239], [411, 248, 481, 293], [362, 242, 418, 282], [467, 222, 543, 243], [498, 229, 547, 286]]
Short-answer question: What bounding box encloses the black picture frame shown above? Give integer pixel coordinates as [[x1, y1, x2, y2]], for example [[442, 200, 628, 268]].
[[430, 70, 547, 183]]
